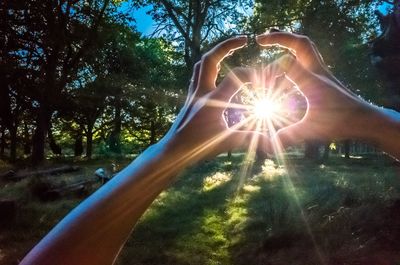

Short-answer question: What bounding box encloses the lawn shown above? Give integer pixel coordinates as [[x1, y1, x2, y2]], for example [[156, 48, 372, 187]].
[[1, 154, 400, 265]]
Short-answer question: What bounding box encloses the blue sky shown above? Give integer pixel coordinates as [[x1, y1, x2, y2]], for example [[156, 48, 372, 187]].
[[119, 2, 154, 36], [132, 6, 154, 35], [124, 2, 391, 36]]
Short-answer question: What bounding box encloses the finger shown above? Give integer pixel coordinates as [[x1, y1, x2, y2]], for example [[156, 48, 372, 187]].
[[173, 62, 202, 132], [256, 32, 310, 54], [256, 32, 323, 72], [262, 61, 281, 90], [191, 61, 201, 92], [310, 41, 326, 67], [185, 62, 201, 103], [269, 55, 320, 99], [213, 67, 257, 102], [197, 35, 248, 93], [261, 61, 294, 98]]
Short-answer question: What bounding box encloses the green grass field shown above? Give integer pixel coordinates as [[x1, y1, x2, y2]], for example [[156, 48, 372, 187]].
[[1, 154, 400, 265]]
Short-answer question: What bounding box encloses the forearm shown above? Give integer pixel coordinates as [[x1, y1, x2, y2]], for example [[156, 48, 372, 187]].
[[20, 35, 249, 265], [357, 104, 400, 160], [373, 107, 400, 159], [20, 137, 198, 265]]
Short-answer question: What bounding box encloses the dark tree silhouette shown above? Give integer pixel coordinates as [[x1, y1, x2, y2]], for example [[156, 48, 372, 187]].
[[370, 0, 400, 111]]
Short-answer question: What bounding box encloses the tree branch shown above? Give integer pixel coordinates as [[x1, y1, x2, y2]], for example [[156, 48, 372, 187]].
[[159, 0, 191, 44]]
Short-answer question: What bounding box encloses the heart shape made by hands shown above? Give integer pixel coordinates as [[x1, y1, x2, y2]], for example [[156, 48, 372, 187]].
[[224, 72, 307, 135]]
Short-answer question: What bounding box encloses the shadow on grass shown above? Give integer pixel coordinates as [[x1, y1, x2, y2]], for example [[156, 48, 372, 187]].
[[229, 157, 400, 265], [116, 155, 243, 265]]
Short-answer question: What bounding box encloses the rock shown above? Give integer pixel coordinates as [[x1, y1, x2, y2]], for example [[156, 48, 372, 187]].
[[95, 168, 110, 184]]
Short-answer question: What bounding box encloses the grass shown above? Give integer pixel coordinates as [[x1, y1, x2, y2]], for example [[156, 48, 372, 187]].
[[1, 154, 400, 264]]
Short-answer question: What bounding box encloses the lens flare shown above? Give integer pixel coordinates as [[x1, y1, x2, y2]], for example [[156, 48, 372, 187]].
[[252, 97, 281, 120], [224, 79, 307, 133], [220, 64, 325, 265]]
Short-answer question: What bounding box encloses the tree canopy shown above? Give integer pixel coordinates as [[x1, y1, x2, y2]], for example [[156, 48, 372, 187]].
[[0, 0, 397, 164]]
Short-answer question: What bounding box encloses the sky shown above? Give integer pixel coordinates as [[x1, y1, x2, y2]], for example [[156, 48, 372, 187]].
[[131, 5, 155, 35], [119, 2, 155, 36], [123, 2, 392, 36]]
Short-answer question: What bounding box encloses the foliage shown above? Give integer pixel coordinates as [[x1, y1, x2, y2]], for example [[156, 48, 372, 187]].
[[249, 0, 385, 100], [0, 1, 184, 162], [0, 0, 393, 162], [132, 0, 253, 68]]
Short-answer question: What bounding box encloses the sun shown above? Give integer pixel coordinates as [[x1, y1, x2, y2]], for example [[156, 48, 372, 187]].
[[252, 97, 281, 120], [224, 76, 307, 134]]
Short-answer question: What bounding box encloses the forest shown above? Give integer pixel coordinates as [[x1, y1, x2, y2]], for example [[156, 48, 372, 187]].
[[1, 0, 395, 164], [1, 0, 400, 264]]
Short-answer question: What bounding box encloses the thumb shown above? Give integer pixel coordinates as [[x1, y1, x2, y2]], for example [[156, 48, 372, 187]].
[[272, 55, 320, 99]]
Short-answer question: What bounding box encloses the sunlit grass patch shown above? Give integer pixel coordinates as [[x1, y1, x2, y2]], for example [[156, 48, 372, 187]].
[[242, 184, 260, 193], [171, 209, 230, 265], [257, 159, 287, 181], [202, 172, 232, 191]]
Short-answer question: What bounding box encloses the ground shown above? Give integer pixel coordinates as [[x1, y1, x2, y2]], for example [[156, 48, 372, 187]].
[[0, 154, 400, 265]]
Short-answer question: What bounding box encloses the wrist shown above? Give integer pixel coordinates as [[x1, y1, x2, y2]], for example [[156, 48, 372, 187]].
[[355, 104, 400, 155], [155, 134, 204, 168]]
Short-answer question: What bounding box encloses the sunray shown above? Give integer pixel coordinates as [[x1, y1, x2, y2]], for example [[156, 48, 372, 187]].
[[272, 139, 328, 265], [214, 62, 326, 263], [236, 118, 262, 193], [231, 71, 327, 264], [206, 99, 251, 111]]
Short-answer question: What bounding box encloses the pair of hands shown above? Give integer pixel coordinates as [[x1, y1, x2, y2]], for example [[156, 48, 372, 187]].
[[20, 32, 399, 265], [165, 31, 378, 160]]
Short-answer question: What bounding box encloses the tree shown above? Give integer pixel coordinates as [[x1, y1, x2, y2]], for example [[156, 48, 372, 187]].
[[134, 0, 251, 70], [0, 0, 121, 164], [249, 0, 384, 159], [370, 0, 400, 111], [123, 37, 183, 148]]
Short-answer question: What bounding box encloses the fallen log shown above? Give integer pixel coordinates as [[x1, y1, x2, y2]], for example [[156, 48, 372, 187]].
[[0, 170, 15, 180], [4, 165, 81, 182], [38, 179, 97, 201]]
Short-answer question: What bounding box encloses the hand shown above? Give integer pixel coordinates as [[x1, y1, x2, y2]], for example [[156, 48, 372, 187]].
[[256, 31, 383, 147], [164, 36, 268, 160]]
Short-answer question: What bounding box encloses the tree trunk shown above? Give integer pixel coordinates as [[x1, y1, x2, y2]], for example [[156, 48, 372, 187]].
[[74, 133, 83, 157], [0, 78, 11, 159], [48, 126, 62, 155], [0, 126, 5, 157], [86, 124, 94, 159], [149, 120, 156, 145], [304, 141, 320, 160], [344, 140, 350, 159], [9, 124, 17, 163], [322, 142, 330, 161], [109, 97, 122, 153], [23, 122, 31, 155], [32, 106, 51, 165], [191, 21, 202, 67]]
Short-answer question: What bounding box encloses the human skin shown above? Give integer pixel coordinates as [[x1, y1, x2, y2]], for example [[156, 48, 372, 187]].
[[256, 31, 400, 159], [19, 36, 269, 265]]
